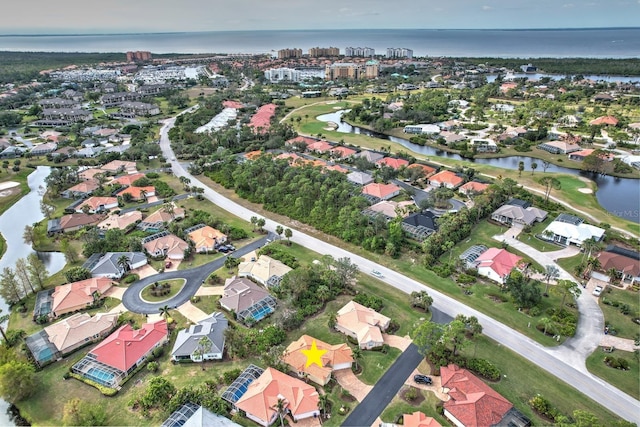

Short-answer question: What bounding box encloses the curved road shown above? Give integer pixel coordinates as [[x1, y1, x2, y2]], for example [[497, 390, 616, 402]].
[[121, 236, 269, 314], [159, 108, 639, 424]]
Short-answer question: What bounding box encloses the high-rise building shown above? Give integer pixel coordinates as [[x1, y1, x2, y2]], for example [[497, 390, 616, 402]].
[[126, 51, 152, 62], [308, 47, 340, 57], [345, 47, 375, 57], [277, 48, 303, 59], [325, 62, 378, 80], [386, 48, 413, 59]]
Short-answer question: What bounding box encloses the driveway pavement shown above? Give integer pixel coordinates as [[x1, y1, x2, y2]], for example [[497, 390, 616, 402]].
[[333, 369, 372, 402], [195, 286, 223, 296], [121, 236, 269, 314], [103, 286, 125, 300], [176, 301, 209, 323], [405, 368, 449, 401], [382, 334, 412, 351]]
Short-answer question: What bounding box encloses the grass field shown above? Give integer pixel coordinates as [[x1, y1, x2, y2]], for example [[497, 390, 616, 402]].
[[598, 287, 640, 339], [380, 387, 448, 425], [0, 167, 34, 216], [586, 348, 639, 400], [140, 279, 185, 302]]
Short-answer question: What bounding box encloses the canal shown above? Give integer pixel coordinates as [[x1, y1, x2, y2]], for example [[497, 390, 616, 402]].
[[317, 111, 640, 224], [0, 166, 66, 426]]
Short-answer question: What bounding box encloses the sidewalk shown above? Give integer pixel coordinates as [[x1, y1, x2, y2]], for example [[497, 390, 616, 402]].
[[600, 335, 640, 352]]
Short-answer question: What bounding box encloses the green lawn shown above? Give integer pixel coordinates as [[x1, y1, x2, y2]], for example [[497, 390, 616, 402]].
[[178, 252, 224, 270], [380, 387, 448, 425], [0, 167, 34, 216], [557, 253, 587, 280], [358, 347, 402, 385], [192, 295, 220, 315], [140, 279, 186, 302], [0, 232, 5, 259], [599, 287, 640, 339], [586, 348, 639, 400]]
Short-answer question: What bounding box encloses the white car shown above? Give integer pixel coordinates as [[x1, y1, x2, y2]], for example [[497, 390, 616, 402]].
[[372, 270, 384, 278], [592, 286, 604, 297]]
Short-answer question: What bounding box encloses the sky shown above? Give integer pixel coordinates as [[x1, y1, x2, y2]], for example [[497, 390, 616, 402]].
[[3, 0, 640, 34]]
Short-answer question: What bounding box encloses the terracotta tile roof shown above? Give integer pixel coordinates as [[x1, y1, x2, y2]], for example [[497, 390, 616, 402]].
[[459, 181, 490, 194], [429, 170, 464, 187], [362, 182, 402, 199], [408, 163, 437, 177], [475, 248, 523, 279], [376, 157, 410, 170], [51, 277, 114, 316], [235, 367, 319, 424], [118, 186, 155, 200], [143, 204, 185, 225], [58, 213, 103, 230], [403, 411, 442, 427], [44, 312, 119, 354], [596, 251, 640, 277], [98, 210, 143, 230], [324, 164, 349, 173], [110, 172, 146, 187], [89, 320, 168, 372], [336, 301, 390, 345], [283, 335, 353, 384], [188, 225, 227, 251], [249, 103, 277, 133], [65, 181, 99, 194], [79, 168, 106, 181], [223, 100, 244, 109], [589, 115, 619, 126], [101, 160, 138, 173], [244, 150, 263, 160], [285, 136, 319, 147], [441, 364, 513, 427], [76, 197, 118, 212], [330, 146, 357, 158], [307, 140, 334, 152]]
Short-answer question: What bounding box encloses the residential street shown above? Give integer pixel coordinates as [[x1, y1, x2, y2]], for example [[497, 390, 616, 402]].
[[159, 110, 640, 425]]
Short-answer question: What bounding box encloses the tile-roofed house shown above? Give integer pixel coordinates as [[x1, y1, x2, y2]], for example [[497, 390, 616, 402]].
[[138, 203, 186, 231], [27, 312, 119, 366], [118, 185, 155, 201], [459, 181, 490, 196], [71, 320, 168, 388], [347, 171, 374, 186], [376, 157, 410, 170], [98, 210, 143, 230], [171, 313, 228, 362], [361, 182, 402, 200], [75, 196, 118, 213], [330, 145, 357, 159], [307, 140, 334, 153], [594, 246, 640, 285], [363, 200, 414, 220], [283, 335, 353, 385], [439, 131, 467, 145], [324, 164, 349, 173], [285, 135, 319, 150], [100, 160, 138, 175], [474, 248, 523, 284], [51, 277, 114, 318], [219, 277, 277, 324], [403, 411, 442, 427], [30, 142, 58, 156], [537, 140, 581, 154], [407, 163, 437, 178], [234, 367, 320, 426], [79, 167, 105, 181], [47, 213, 104, 234], [249, 103, 277, 133], [541, 216, 605, 247], [142, 232, 190, 260], [441, 364, 519, 427], [589, 115, 619, 126], [186, 224, 227, 253], [428, 170, 464, 189], [223, 100, 244, 109], [490, 204, 547, 228], [568, 149, 614, 162], [61, 181, 99, 198], [335, 301, 390, 349], [82, 251, 147, 279], [46, 312, 118, 355], [237, 255, 292, 287], [109, 172, 146, 187], [354, 150, 385, 164]]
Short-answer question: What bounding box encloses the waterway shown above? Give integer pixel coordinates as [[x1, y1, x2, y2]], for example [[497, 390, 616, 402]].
[[0, 166, 66, 426], [317, 111, 640, 224]]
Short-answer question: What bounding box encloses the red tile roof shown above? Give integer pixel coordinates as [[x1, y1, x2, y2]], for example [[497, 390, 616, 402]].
[[403, 411, 442, 427], [408, 163, 437, 177], [459, 181, 490, 194], [441, 364, 513, 427], [475, 248, 523, 278], [285, 136, 318, 147], [331, 146, 357, 158], [223, 100, 244, 109], [362, 182, 402, 199], [110, 172, 146, 187], [307, 140, 334, 152], [118, 186, 155, 200], [429, 170, 464, 187], [89, 320, 168, 372], [249, 103, 277, 133], [376, 157, 410, 170], [589, 115, 619, 126]]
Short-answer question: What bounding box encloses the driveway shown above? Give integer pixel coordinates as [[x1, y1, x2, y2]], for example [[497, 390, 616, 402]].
[[195, 286, 223, 296], [405, 368, 449, 401], [121, 236, 270, 314], [382, 334, 412, 351], [333, 369, 372, 402], [177, 301, 209, 323]]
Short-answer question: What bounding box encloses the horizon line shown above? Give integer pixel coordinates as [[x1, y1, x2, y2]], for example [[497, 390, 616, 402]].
[[1, 26, 639, 37]]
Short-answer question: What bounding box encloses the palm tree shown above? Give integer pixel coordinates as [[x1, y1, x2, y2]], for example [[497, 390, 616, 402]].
[[317, 285, 330, 305], [159, 305, 171, 320], [543, 265, 560, 294], [284, 228, 293, 245], [607, 268, 619, 285], [138, 188, 148, 202], [117, 255, 130, 274], [318, 393, 329, 419], [518, 161, 525, 177], [351, 346, 363, 371], [271, 397, 288, 427], [162, 202, 176, 220], [540, 317, 553, 335], [275, 225, 283, 240], [0, 309, 9, 342]]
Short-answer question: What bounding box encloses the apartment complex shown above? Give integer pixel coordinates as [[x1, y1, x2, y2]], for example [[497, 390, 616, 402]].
[[325, 60, 379, 80], [277, 48, 302, 59], [263, 67, 324, 82], [126, 51, 152, 62], [345, 46, 375, 57], [308, 46, 340, 57], [386, 47, 414, 59]]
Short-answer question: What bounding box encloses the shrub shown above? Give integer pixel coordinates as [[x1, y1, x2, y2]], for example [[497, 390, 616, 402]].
[[529, 394, 559, 420], [147, 361, 159, 373], [151, 346, 164, 359], [353, 293, 384, 311], [223, 369, 243, 385], [404, 387, 418, 401], [529, 306, 541, 317], [466, 358, 501, 381], [456, 273, 476, 284], [123, 274, 139, 284]]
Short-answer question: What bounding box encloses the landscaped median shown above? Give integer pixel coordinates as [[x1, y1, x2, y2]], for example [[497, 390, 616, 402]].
[[140, 279, 186, 302]]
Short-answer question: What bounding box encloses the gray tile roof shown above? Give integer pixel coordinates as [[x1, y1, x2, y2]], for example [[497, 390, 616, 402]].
[[171, 312, 228, 359]]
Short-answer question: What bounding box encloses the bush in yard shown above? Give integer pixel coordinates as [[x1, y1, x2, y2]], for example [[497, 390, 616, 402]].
[[353, 293, 384, 311], [465, 358, 501, 381], [456, 273, 476, 284], [529, 394, 559, 421], [223, 369, 243, 385], [405, 387, 418, 401], [122, 274, 139, 284], [147, 361, 159, 373]]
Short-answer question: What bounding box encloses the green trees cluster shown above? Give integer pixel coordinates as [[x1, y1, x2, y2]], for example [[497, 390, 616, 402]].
[[223, 324, 286, 359], [0, 254, 48, 305]]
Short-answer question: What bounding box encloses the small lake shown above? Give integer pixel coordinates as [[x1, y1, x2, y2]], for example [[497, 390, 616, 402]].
[[0, 166, 66, 426], [318, 111, 640, 224]]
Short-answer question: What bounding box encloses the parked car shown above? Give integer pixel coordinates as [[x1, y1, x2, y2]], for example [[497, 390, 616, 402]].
[[414, 374, 432, 385], [218, 246, 229, 253], [592, 285, 604, 297], [372, 270, 384, 278], [165, 261, 172, 269]]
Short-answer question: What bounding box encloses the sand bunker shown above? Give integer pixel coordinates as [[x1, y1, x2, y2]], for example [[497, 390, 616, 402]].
[[578, 188, 593, 194], [0, 181, 19, 191]]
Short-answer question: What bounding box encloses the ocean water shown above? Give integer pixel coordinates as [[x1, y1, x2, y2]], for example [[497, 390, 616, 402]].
[[0, 28, 639, 58]]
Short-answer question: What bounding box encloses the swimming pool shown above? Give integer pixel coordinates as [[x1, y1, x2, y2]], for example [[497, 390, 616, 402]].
[[251, 306, 273, 321], [86, 367, 116, 386]]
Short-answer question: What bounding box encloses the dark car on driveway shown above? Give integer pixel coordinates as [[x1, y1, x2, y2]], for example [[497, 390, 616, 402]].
[[414, 374, 432, 385]]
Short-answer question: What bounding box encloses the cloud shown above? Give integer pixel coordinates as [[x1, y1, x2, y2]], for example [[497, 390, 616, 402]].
[[563, 3, 575, 7], [482, 5, 493, 10]]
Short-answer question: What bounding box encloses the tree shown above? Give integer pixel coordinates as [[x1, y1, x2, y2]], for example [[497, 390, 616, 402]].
[[317, 285, 330, 305], [159, 305, 171, 320], [250, 216, 258, 231], [40, 200, 55, 219], [141, 376, 176, 409], [506, 271, 541, 309], [531, 160, 538, 175], [224, 256, 240, 271], [117, 254, 130, 274], [328, 312, 337, 330], [193, 336, 213, 361], [22, 225, 35, 246], [540, 317, 553, 335], [538, 176, 561, 202], [271, 397, 288, 427], [256, 217, 266, 233], [555, 279, 582, 308], [64, 266, 91, 283], [541, 160, 551, 173], [607, 267, 619, 285], [412, 320, 445, 357], [162, 202, 176, 219], [275, 225, 283, 239], [0, 267, 23, 305], [284, 228, 293, 245], [94, 173, 109, 190], [543, 265, 560, 294], [410, 290, 433, 311], [0, 360, 36, 403], [318, 393, 329, 418], [0, 309, 9, 342], [60, 238, 77, 264], [518, 161, 525, 177], [443, 318, 468, 356], [333, 257, 359, 289], [14, 258, 35, 295], [351, 346, 363, 371], [62, 398, 108, 426]]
